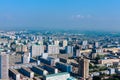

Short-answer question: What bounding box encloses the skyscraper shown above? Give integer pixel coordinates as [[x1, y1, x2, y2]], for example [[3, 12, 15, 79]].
[[0, 52, 9, 79], [78, 58, 90, 79]]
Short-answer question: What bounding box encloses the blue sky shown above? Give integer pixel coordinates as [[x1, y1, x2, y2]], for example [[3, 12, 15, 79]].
[[0, 0, 120, 31]]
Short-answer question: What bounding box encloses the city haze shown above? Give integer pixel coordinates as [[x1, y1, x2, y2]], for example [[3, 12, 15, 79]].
[[0, 0, 120, 31]]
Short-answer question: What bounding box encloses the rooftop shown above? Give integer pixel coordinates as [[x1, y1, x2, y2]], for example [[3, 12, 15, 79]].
[[45, 72, 70, 78]]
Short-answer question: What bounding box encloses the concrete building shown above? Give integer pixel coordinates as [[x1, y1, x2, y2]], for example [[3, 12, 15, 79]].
[[37, 40, 43, 45], [47, 45, 59, 54], [32, 44, 44, 57], [9, 69, 20, 80], [108, 68, 115, 75], [39, 57, 59, 66], [82, 40, 88, 46], [22, 52, 30, 64], [56, 62, 72, 72], [32, 66, 48, 75], [9, 54, 22, 65], [41, 53, 48, 59], [22, 45, 28, 52], [20, 67, 34, 78], [43, 72, 70, 80], [78, 58, 90, 79], [76, 49, 81, 57], [98, 59, 120, 64], [53, 40, 59, 46], [0, 52, 9, 79], [96, 48, 103, 53], [16, 45, 22, 52], [43, 64, 58, 74], [62, 40, 68, 47], [82, 40, 88, 49], [115, 67, 120, 74], [65, 46, 73, 54], [94, 42, 99, 48]]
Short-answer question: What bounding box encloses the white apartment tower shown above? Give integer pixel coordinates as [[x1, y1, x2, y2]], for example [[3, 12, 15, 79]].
[[47, 45, 59, 54], [0, 52, 9, 79], [32, 44, 44, 57]]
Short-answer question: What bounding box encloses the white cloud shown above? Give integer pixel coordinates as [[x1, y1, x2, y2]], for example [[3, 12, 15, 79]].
[[76, 14, 84, 19], [72, 14, 84, 19], [72, 14, 92, 20]]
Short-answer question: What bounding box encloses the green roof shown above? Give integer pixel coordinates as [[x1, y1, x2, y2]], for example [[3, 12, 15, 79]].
[[45, 72, 70, 78], [67, 77, 77, 80]]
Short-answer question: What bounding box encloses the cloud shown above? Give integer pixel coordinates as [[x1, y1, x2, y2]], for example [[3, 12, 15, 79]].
[[72, 14, 92, 20], [72, 14, 84, 19]]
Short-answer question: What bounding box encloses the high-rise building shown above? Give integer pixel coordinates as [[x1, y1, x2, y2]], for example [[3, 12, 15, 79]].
[[65, 46, 73, 54], [96, 48, 103, 53], [0, 52, 9, 79], [82, 40, 88, 49], [16, 45, 22, 52], [94, 42, 99, 48], [78, 58, 90, 79], [53, 40, 59, 46], [22, 52, 30, 64], [82, 40, 88, 46], [37, 40, 43, 45], [62, 40, 68, 47], [36, 36, 43, 41], [76, 49, 81, 57], [32, 44, 44, 57], [47, 45, 59, 54], [22, 45, 28, 52]]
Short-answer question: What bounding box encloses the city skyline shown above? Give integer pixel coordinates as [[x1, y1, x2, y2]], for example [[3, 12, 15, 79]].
[[0, 0, 120, 31]]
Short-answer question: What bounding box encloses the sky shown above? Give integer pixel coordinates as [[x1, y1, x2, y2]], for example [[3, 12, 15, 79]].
[[0, 0, 120, 31]]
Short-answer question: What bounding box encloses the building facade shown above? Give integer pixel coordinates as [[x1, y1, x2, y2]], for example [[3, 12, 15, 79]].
[[0, 52, 9, 79]]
